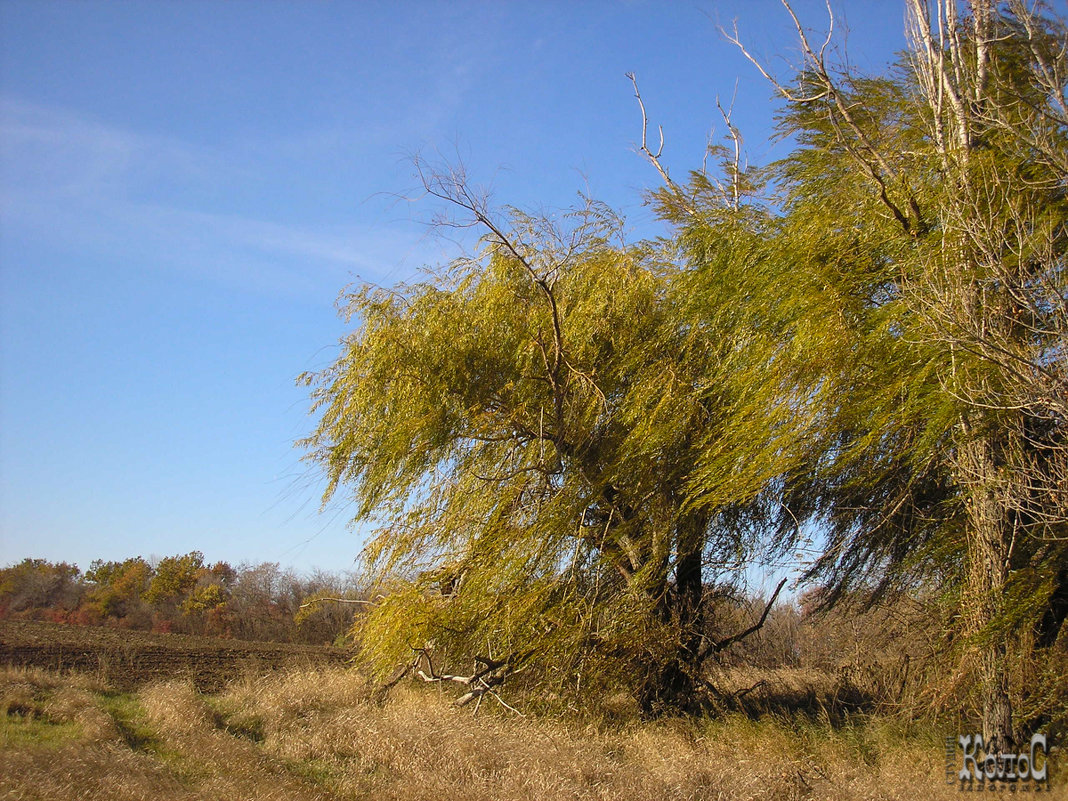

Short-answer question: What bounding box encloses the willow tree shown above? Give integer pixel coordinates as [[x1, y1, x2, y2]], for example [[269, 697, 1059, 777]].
[[657, 0, 1067, 745], [299, 169, 765, 714]]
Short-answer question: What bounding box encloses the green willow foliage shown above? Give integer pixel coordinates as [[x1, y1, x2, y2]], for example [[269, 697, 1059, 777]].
[[661, 80, 962, 605], [657, 0, 1068, 737], [302, 2, 1067, 725], [300, 199, 746, 712]]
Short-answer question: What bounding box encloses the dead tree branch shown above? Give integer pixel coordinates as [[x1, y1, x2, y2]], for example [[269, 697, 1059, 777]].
[[700, 577, 788, 660], [298, 597, 378, 610], [725, 0, 926, 236], [625, 72, 699, 218], [412, 648, 526, 712], [625, 71, 669, 186]]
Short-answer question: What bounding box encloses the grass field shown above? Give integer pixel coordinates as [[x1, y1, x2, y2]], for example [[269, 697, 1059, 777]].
[[1, 622, 1063, 800]]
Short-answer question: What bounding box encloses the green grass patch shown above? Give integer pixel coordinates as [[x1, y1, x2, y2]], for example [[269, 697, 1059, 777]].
[[283, 756, 347, 788], [0, 708, 83, 749], [96, 691, 162, 753]]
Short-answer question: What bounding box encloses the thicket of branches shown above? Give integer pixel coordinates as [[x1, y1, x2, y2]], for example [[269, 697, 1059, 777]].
[[302, 0, 1068, 738]]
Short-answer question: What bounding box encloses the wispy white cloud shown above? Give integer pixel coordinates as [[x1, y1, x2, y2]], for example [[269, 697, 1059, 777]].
[[0, 96, 438, 301], [1, 97, 219, 198]]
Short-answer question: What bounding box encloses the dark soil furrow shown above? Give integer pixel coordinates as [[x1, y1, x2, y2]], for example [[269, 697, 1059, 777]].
[[0, 620, 351, 691]]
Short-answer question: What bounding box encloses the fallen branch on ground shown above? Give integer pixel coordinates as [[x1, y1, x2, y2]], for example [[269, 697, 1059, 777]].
[[412, 648, 527, 714]]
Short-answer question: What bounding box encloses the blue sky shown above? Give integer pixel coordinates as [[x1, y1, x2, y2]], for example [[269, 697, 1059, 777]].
[[1, 1, 914, 575]]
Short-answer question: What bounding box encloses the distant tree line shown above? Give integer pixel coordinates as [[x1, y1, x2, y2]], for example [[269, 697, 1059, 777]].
[[0, 553, 361, 646]]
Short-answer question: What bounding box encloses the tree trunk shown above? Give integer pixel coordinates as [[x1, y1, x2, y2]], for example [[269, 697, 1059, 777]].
[[636, 513, 707, 716], [980, 640, 1013, 750], [958, 434, 1014, 750]]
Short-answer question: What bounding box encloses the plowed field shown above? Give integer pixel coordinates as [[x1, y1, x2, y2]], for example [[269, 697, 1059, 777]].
[[0, 619, 351, 691]]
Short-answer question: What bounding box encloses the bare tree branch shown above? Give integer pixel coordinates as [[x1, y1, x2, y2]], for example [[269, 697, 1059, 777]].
[[700, 577, 788, 660], [298, 596, 378, 610]]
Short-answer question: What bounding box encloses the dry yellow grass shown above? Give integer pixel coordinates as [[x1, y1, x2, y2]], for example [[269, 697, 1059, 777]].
[[0, 664, 1063, 800]]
